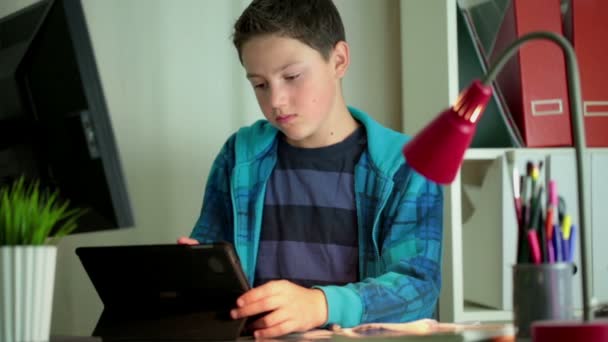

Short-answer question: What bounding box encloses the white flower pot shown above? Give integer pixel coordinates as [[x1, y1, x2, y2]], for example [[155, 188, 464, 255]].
[[0, 246, 57, 342]]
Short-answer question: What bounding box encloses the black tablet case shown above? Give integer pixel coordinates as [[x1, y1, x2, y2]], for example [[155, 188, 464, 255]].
[[76, 242, 250, 341]]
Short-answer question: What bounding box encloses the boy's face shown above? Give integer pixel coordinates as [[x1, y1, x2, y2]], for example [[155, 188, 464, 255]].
[[241, 34, 349, 148]]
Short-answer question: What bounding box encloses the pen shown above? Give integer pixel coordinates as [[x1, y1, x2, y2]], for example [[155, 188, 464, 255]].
[[552, 224, 563, 262], [517, 174, 530, 264], [562, 215, 572, 240], [520, 177, 528, 232], [529, 185, 544, 231], [531, 163, 540, 193], [561, 228, 570, 263], [517, 229, 530, 264], [524, 163, 534, 228], [527, 229, 541, 264], [532, 184, 549, 262], [546, 180, 557, 241], [513, 167, 522, 225], [537, 212, 548, 263], [558, 196, 566, 223], [568, 224, 576, 263], [524, 182, 548, 263]]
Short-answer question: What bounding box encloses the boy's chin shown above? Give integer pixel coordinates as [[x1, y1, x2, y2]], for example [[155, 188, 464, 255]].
[[278, 128, 308, 142], [275, 125, 323, 147], [281, 133, 304, 143]]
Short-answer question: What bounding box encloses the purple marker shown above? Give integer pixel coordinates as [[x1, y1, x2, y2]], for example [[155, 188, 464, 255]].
[[562, 230, 570, 263], [548, 242, 555, 263], [553, 224, 562, 262], [568, 225, 576, 263]]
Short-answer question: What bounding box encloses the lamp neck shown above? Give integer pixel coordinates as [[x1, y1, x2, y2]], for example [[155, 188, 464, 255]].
[[452, 80, 492, 123], [484, 31, 591, 321]]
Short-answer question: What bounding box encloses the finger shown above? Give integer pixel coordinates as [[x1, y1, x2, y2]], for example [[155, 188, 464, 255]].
[[236, 280, 285, 307], [231, 295, 283, 319], [254, 319, 298, 339], [248, 309, 289, 330], [176, 237, 199, 245]]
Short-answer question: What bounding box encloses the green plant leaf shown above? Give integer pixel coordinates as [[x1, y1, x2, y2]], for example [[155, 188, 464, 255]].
[[0, 176, 85, 246]]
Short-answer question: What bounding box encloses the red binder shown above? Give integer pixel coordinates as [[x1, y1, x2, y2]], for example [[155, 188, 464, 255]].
[[490, 0, 572, 147], [565, 0, 608, 147]]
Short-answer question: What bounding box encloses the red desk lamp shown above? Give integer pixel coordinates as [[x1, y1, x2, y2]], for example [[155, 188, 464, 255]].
[[402, 31, 608, 341]]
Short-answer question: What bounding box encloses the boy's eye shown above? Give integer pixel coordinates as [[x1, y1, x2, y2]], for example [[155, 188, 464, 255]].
[[285, 74, 300, 81], [254, 83, 267, 89]]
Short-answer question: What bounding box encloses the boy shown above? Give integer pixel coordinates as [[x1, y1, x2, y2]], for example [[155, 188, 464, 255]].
[[178, 0, 443, 338]]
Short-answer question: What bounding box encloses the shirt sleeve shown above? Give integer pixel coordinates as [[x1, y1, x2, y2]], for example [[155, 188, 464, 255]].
[[190, 134, 237, 244]]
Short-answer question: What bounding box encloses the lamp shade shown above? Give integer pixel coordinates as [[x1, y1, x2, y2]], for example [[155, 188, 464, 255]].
[[403, 80, 492, 184]]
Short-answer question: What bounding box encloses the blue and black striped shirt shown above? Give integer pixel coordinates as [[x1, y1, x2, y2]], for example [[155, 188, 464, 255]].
[[254, 127, 366, 288]]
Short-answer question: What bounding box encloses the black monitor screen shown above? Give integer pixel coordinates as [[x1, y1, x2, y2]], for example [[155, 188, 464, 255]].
[[0, 0, 134, 233]]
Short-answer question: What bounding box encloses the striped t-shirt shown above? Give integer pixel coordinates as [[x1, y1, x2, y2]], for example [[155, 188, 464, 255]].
[[254, 126, 366, 288]]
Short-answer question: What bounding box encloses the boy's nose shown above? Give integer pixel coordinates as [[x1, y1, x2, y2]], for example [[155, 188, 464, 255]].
[[269, 87, 287, 109]]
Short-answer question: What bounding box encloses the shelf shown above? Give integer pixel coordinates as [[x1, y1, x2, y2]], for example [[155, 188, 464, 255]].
[[465, 148, 511, 160], [465, 147, 608, 160], [461, 302, 512, 323]]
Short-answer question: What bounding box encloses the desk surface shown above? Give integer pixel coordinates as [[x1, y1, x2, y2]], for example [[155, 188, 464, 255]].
[[50, 335, 329, 342], [50, 328, 512, 342], [50, 320, 519, 341]]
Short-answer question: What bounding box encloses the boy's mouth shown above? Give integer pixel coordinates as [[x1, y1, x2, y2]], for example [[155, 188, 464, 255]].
[[276, 114, 296, 124]]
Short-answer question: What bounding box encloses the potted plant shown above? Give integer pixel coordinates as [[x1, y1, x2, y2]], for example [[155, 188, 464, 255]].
[[0, 177, 85, 342]]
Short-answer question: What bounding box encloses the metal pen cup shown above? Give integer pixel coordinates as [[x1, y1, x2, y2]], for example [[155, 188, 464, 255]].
[[512, 263, 574, 339]]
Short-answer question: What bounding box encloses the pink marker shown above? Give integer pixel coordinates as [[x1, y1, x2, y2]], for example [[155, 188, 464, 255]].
[[527, 230, 542, 264], [546, 180, 558, 241]]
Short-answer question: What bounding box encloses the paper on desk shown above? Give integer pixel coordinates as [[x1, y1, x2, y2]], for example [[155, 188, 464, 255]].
[[331, 319, 514, 341]]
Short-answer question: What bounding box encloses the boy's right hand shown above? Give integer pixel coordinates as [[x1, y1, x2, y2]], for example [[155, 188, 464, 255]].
[[176, 236, 199, 245]]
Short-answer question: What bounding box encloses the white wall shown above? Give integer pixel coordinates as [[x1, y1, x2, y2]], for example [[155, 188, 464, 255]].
[[0, 0, 403, 335], [400, 0, 459, 135], [335, 0, 403, 130], [51, 1, 257, 334]]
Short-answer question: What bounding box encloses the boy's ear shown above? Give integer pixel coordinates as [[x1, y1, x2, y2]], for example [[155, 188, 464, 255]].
[[331, 41, 350, 79]]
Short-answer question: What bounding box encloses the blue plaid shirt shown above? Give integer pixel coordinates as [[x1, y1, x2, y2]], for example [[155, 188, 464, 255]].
[[191, 106, 443, 328]]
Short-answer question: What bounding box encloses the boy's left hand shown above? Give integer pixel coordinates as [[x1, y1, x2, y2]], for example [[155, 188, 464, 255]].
[[230, 280, 328, 338]]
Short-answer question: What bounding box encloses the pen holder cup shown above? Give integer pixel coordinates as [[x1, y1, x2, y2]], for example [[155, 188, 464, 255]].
[[512, 263, 574, 339]]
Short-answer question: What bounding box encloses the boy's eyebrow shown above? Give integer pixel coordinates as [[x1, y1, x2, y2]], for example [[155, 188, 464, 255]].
[[246, 62, 302, 79]]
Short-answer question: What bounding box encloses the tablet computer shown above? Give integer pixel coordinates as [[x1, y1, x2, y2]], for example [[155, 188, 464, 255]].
[[76, 242, 250, 341]]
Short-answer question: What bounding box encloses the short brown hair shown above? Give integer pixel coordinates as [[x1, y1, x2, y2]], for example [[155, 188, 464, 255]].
[[232, 0, 346, 62]]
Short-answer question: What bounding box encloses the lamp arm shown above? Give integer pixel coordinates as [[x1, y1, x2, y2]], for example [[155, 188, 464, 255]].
[[483, 31, 591, 321]]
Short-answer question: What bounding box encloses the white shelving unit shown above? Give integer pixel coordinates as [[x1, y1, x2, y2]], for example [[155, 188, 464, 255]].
[[440, 148, 513, 323], [399, 1, 607, 323]]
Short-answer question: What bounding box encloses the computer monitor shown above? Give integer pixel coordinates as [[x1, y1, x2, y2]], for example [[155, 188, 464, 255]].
[[0, 0, 134, 233]]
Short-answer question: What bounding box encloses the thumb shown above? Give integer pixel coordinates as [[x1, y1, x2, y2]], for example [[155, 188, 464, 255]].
[[177, 236, 199, 245]]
